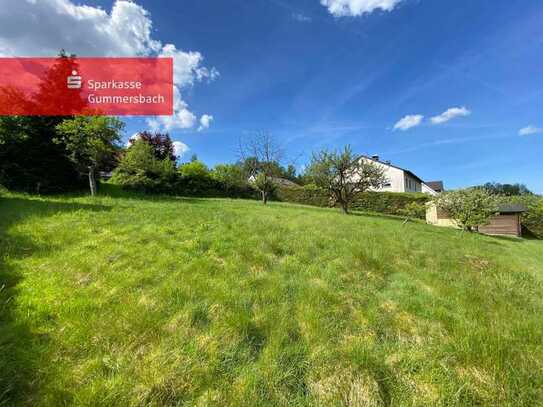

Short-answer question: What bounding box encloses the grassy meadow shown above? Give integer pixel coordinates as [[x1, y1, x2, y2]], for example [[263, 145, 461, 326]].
[[1, 189, 542, 405]]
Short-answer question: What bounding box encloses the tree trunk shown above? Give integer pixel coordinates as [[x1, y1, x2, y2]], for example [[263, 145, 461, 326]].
[[262, 190, 268, 205], [340, 201, 349, 215], [88, 166, 97, 196]]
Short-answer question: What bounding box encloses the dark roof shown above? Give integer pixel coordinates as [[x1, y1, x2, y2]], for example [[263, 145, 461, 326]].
[[358, 155, 425, 184], [426, 181, 444, 191], [497, 204, 528, 213]]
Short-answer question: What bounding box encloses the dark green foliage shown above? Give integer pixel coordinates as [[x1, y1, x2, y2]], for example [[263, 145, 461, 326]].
[[276, 185, 430, 218], [505, 195, 543, 238], [0, 116, 84, 193], [275, 184, 331, 207], [476, 182, 534, 196], [350, 192, 430, 218], [398, 201, 427, 223]]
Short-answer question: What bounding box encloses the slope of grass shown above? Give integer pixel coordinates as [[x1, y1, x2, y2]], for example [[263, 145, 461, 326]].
[[1, 191, 542, 406]]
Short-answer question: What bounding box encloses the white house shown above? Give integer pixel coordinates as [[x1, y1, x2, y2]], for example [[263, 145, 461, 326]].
[[359, 155, 442, 196]]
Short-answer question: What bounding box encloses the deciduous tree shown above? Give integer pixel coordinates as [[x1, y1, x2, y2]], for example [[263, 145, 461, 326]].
[[239, 132, 284, 205], [129, 131, 177, 162], [433, 189, 499, 232], [56, 116, 123, 196], [307, 146, 387, 214]]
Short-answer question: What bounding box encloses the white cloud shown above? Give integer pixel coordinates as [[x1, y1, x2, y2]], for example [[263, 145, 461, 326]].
[[320, 0, 403, 17], [159, 43, 219, 88], [198, 114, 214, 132], [430, 107, 471, 125], [393, 114, 424, 131], [147, 88, 197, 132], [0, 0, 217, 132], [172, 141, 189, 158], [0, 0, 159, 57], [519, 125, 543, 136]]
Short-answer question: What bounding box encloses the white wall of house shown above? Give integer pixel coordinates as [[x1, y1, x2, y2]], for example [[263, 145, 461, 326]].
[[360, 157, 422, 193]]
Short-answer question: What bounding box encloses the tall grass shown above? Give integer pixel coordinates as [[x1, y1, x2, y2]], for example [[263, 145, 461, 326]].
[[1, 191, 542, 405]]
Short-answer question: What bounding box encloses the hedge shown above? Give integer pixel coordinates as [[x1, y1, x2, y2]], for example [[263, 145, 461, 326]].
[[274, 185, 330, 207], [275, 185, 430, 219], [350, 191, 430, 218], [507, 195, 543, 239]]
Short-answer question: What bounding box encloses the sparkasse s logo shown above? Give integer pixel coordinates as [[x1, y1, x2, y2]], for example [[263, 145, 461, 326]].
[[67, 70, 82, 89]]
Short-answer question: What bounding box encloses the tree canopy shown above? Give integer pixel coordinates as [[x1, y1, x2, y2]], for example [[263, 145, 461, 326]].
[[307, 146, 387, 214], [434, 188, 499, 232], [55, 116, 124, 195], [129, 131, 177, 162], [476, 182, 533, 196]]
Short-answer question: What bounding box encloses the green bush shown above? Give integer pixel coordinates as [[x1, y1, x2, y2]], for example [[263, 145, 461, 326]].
[[398, 201, 427, 222], [176, 160, 216, 196], [276, 186, 430, 218], [507, 195, 543, 238], [275, 184, 330, 207], [351, 192, 430, 218], [110, 140, 176, 193], [212, 164, 247, 190]]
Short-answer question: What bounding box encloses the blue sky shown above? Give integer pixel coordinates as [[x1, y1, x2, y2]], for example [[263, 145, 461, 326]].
[[1, 0, 542, 192]]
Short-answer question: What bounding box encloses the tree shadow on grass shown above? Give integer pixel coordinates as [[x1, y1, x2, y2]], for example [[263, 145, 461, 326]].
[[98, 182, 264, 206], [96, 183, 211, 205], [0, 195, 111, 405]]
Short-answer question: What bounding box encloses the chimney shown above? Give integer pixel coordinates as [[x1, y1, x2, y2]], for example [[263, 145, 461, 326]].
[[371, 155, 380, 162]]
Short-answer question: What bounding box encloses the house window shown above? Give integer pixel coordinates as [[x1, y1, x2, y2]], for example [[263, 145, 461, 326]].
[[383, 182, 392, 187]]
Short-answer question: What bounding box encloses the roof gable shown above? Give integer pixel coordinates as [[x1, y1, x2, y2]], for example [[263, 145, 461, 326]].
[[358, 155, 424, 184]]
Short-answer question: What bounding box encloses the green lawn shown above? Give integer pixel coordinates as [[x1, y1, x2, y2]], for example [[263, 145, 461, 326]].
[[1, 191, 542, 406]]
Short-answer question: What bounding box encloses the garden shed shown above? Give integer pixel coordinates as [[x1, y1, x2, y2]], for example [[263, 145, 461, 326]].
[[426, 203, 527, 237]]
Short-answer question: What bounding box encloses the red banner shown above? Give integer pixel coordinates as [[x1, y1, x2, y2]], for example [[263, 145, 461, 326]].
[[0, 57, 173, 116]]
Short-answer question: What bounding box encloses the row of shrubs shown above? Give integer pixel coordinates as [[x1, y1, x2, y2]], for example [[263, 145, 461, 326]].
[[108, 140, 257, 199], [275, 184, 430, 219]]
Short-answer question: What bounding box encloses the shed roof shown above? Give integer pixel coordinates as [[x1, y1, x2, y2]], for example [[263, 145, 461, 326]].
[[497, 204, 528, 213]]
